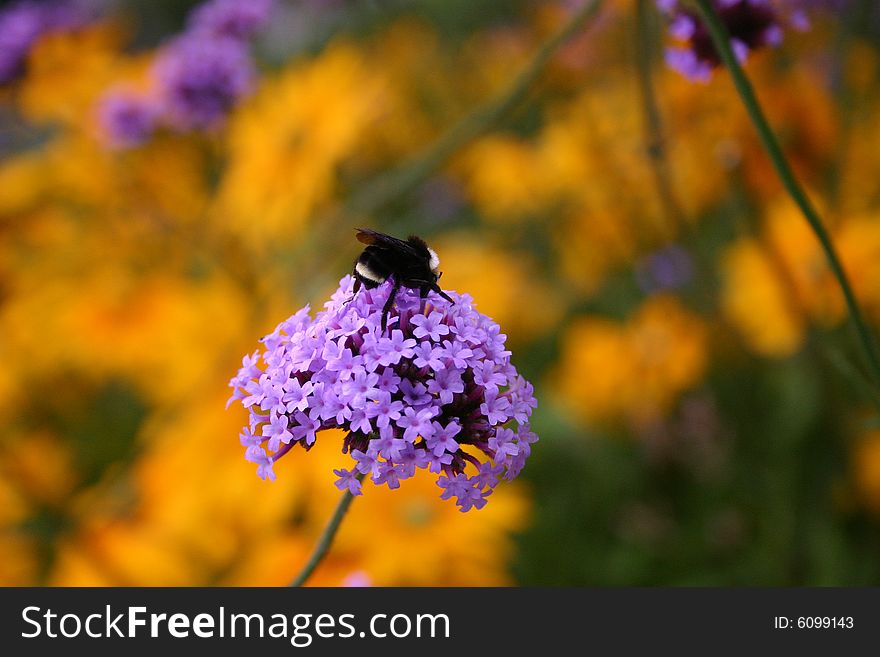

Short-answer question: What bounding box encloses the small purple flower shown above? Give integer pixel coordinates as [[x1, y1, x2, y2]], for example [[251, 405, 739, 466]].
[[399, 379, 432, 407], [351, 448, 380, 478], [96, 87, 158, 149], [347, 407, 373, 435], [342, 370, 380, 407], [365, 390, 405, 429], [376, 330, 416, 366], [440, 339, 474, 370], [283, 378, 314, 413], [635, 244, 694, 293], [396, 444, 431, 478], [397, 407, 437, 443], [371, 432, 407, 460], [426, 368, 464, 405], [229, 275, 538, 511], [481, 388, 512, 426], [413, 342, 445, 371], [263, 412, 293, 451], [333, 468, 362, 496], [375, 462, 404, 489], [472, 462, 504, 489], [427, 420, 461, 457], [324, 338, 363, 381], [411, 311, 450, 342], [152, 34, 254, 131]]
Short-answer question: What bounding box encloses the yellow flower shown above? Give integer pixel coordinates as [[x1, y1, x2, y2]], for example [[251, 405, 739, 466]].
[[552, 295, 708, 425], [720, 200, 880, 357], [0, 151, 47, 216], [552, 316, 635, 422], [0, 266, 251, 408], [720, 238, 806, 357], [1, 431, 78, 508], [18, 23, 126, 129], [835, 217, 880, 318], [0, 534, 38, 586], [433, 234, 563, 342], [217, 42, 391, 249], [629, 295, 709, 414], [852, 430, 880, 516], [459, 135, 548, 220]]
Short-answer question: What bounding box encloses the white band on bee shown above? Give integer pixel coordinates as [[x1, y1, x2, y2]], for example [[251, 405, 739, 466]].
[[355, 261, 385, 284], [427, 248, 440, 275]]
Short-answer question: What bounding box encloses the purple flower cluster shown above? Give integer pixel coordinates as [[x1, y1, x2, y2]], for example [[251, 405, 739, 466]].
[[188, 0, 275, 41], [152, 35, 254, 131], [656, 0, 810, 82], [0, 0, 92, 85], [635, 244, 694, 294], [95, 0, 274, 145], [96, 86, 159, 149], [228, 276, 538, 512]]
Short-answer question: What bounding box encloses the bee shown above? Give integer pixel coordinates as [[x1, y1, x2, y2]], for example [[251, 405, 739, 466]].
[[351, 228, 454, 331]]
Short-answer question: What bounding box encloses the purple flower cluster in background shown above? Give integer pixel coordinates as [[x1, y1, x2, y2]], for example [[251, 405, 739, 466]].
[[97, 0, 274, 146], [656, 0, 812, 82], [152, 35, 255, 131], [0, 0, 93, 85], [228, 276, 538, 512], [635, 244, 694, 294], [96, 86, 159, 149], [188, 0, 276, 41]]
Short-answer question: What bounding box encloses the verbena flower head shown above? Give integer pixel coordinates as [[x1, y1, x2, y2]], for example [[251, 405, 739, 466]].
[[656, 0, 810, 82], [152, 34, 254, 131], [228, 275, 538, 512], [188, 0, 275, 41], [96, 87, 159, 148]]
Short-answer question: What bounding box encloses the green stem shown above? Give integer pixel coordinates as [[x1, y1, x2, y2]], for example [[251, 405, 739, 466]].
[[693, 0, 880, 387], [289, 472, 365, 587], [344, 0, 605, 217], [823, 346, 880, 415], [635, 0, 683, 237]]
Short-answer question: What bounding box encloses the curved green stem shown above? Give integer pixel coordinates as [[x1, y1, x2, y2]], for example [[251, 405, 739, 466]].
[[635, 0, 683, 237], [289, 472, 365, 587], [693, 0, 880, 387]]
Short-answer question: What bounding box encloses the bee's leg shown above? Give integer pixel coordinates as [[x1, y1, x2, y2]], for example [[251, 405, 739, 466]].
[[410, 279, 454, 306], [430, 283, 454, 304], [344, 270, 363, 306], [414, 283, 431, 315], [381, 280, 401, 332]]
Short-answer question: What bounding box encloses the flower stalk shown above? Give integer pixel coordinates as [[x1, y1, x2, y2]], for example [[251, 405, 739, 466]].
[[289, 470, 365, 587], [635, 0, 683, 238], [692, 0, 880, 388]]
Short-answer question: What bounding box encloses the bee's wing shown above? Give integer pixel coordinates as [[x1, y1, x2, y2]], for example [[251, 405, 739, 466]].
[[355, 228, 421, 256]]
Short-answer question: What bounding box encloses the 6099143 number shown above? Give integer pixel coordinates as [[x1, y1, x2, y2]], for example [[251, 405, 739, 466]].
[[774, 616, 854, 629]]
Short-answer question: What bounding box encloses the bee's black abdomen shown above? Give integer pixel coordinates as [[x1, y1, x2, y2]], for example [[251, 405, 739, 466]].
[[354, 247, 393, 288]]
